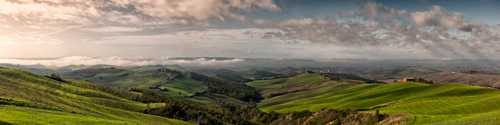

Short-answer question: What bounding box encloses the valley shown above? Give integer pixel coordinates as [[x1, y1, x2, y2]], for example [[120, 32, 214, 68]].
[[1, 62, 500, 124]]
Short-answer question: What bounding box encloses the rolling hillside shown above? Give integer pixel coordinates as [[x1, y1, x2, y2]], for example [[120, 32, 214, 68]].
[[258, 82, 500, 124], [246, 73, 330, 98], [0, 67, 189, 125], [63, 68, 180, 89], [62, 68, 252, 107], [420, 72, 500, 87]]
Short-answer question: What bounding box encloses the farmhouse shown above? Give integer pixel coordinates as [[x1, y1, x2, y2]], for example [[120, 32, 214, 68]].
[[403, 77, 415, 82], [393, 77, 416, 83]]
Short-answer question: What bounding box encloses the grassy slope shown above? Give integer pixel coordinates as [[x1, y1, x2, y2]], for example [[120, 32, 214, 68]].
[[150, 74, 215, 106], [69, 69, 243, 107], [193, 93, 247, 106], [257, 83, 359, 108], [246, 73, 327, 93], [260, 82, 500, 124], [82, 70, 174, 89], [0, 67, 190, 125]]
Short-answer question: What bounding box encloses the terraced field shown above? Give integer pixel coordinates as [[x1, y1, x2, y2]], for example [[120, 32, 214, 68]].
[[0, 67, 189, 125], [259, 82, 500, 124]]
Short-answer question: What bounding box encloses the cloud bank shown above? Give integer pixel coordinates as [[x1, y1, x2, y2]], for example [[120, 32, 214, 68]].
[[0, 56, 245, 67]]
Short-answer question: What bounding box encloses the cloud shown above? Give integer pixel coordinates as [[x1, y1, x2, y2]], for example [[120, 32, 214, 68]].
[[79, 26, 142, 32], [411, 5, 474, 31], [253, 2, 500, 59], [0, 0, 280, 25], [339, 10, 356, 18], [0, 56, 246, 67], [358, 1, 408, 21], [254, 18, 376, 45], [120, 0, 280, 24], [0, 0, 282, 45], [86, 28, 283, 44]]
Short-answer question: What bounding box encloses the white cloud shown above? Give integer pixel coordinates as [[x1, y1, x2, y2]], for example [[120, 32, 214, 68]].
[[131, 0, 280, 23], [411, 5, 474, 31], [0, 56, 246, 67], [79, 26, 142, 32]]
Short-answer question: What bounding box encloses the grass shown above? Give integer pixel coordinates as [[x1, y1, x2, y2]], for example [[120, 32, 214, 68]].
[[257, 83, 359, 108], [150, 74, 216, 106], [0, 67, 191, 125], [0, 105, 133, 125], [245, 73, 327, 93], [66, 68, 243, 107], [79, 70, 175, 89], [259, 82, 500, 124], [193, 93, 248, 106]]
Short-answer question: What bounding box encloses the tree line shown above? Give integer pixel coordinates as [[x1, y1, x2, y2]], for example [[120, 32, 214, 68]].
[[321, 73, 385, 83]]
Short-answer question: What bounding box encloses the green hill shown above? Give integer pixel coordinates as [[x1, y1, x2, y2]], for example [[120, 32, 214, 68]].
[[259, 82, 500, 124], [63, 68, 180, 89], [149, 74, 215, 106], [0, 67, 189, 125], [246, 73, 328, 92], [63, 68, 251, 107]]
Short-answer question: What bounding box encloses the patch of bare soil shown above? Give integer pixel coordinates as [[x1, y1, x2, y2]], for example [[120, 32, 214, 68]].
[[375, 114, 409, 125], [261, 81, 336, 98], [420, 72, 500, 87], [358, 101, 401, 111]]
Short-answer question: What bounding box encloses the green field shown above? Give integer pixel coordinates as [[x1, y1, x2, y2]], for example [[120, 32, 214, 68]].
[[259, 82, 500, 124], [0, 67, 190, 125], [149, 74, 216, 106], [245, 73, 327, 93], [257, 83, 359, 108], [65, 68, 248, 107], [69, 70, 176, 89]]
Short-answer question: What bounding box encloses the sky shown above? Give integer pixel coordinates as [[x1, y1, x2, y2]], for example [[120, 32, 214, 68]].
[[0, 0, 499, 66]]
